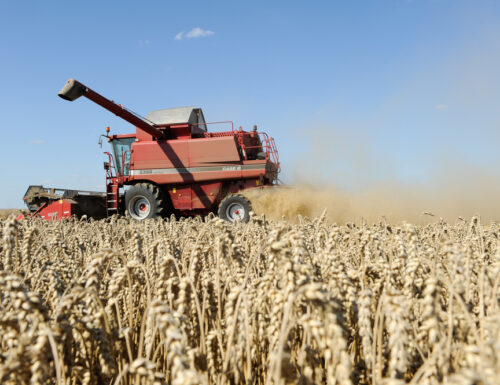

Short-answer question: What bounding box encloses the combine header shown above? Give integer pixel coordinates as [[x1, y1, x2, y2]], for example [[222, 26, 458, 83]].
[[24, 79, 280, 222], [23, 185, 106, 221]]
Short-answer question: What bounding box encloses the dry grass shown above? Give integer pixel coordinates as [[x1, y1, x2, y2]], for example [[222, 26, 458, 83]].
[[1, 213, 499, 385]]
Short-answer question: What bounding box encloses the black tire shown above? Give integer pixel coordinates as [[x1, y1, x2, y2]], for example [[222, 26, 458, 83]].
[[218, 194, 251, 223], [125, 183, 165, 220]]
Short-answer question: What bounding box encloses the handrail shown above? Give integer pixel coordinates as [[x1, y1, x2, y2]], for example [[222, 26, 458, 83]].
[[233, 130, 280, 173], [104, 152, 118, 179]]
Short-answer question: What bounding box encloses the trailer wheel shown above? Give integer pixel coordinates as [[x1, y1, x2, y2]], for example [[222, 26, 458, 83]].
[[125, 183, 164, 220], [218, 195, 251, 223]]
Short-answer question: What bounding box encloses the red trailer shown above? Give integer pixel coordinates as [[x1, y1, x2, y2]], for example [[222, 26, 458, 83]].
[[47, 79, 280, 222]]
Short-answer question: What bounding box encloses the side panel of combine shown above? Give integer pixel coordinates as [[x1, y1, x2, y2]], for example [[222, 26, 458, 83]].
[[188, 136, 241, 165], [132, 136, 241, 169], [132, 140, 190, 170], [129, 136, 257, 185], [165, 182, 223, 211]]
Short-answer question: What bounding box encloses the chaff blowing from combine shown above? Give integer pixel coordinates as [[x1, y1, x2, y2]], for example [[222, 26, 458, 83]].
[[23, 79, 280, 222]]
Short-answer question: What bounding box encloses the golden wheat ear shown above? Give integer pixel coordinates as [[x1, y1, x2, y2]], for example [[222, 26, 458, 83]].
[[0, 214, 497, 384]]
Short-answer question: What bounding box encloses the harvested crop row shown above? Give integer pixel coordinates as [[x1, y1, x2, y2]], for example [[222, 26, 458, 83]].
[[0, 214, 499, 385]]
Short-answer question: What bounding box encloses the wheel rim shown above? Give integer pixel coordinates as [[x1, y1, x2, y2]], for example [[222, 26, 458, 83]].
[[128, 195, 151, 220], [226, 202, 245, 222]]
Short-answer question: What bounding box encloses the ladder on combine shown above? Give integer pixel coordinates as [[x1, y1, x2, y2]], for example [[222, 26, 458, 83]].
[[104, 153, 120, 216]]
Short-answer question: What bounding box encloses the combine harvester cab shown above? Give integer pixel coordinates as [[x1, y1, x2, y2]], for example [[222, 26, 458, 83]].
[[53, 79, 280, 222]]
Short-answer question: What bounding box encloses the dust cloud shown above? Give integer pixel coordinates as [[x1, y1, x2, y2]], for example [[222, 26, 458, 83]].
[[243, 178, 500, 224], [244, 127, 500, 224]]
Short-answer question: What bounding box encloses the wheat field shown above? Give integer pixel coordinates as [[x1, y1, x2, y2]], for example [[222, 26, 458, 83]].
[[1, 213, 499, 385]]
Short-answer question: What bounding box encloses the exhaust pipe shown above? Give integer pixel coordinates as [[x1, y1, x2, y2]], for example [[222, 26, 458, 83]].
[[58, 78, 87, 101]]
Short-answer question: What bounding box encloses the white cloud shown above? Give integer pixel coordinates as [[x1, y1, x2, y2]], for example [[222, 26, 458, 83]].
[[30, 139, 44, 145], [175, 27, 214, 40], [435, 104, 448, 110], [186, 27, 214, 38]]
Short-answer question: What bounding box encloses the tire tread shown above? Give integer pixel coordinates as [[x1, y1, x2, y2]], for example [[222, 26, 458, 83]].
[[125, 183, 165, 219]]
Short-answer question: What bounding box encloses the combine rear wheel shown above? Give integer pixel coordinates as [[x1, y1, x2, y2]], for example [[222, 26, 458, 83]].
[[218, 194, 251, 223], [125, 183, 165, 220]]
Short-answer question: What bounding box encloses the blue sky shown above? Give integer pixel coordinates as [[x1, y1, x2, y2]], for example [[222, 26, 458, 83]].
[[1, 0, 499, 208]]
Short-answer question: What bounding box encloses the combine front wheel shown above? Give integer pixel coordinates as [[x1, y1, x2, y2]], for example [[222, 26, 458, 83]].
[[218, 195, 251, 223], [125, 183, 164, 220]]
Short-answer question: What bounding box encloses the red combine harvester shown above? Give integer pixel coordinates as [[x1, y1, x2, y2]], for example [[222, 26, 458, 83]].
[[23, 79, 280, 222]]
